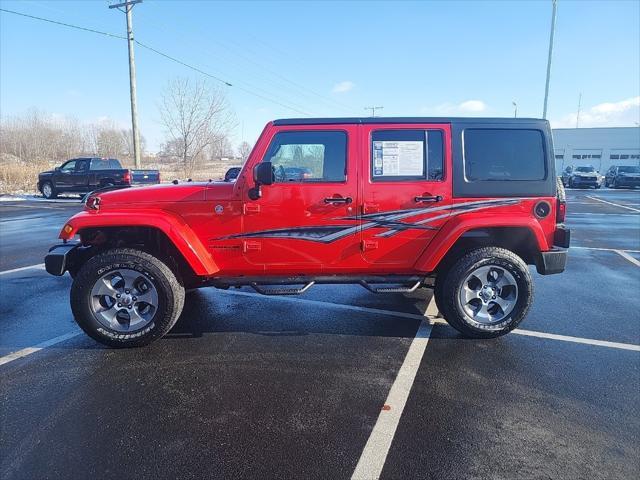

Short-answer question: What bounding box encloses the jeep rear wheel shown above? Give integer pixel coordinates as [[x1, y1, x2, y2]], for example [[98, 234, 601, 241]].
[[70, 248, 185, 348], [435, 247, 533, 338]]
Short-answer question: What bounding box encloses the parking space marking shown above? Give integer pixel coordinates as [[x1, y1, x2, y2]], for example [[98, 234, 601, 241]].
[[571, 246, 640, 253], [0, 331, 81, 366], [221, 290, 640, 351], [586, 195, 640, 213], [513, 329, 640, 352], [0, 263, 45, 276], [351, 318, 432, 480], [615, 250, 640, 267]]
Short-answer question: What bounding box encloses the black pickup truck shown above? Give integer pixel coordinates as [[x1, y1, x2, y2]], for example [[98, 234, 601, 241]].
[[37, 157, 160, 199]]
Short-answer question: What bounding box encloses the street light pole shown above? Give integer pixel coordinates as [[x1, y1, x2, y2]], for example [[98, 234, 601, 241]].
[[365, 106, 384, 117], [512, 101, 518, 118], [542, 0, 557, 119], [109, 0, 142, 168]]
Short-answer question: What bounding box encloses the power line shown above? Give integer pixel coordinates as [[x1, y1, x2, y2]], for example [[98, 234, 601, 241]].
[[141, 0, 355, 114], [0, 7, 125, 39], [0, 7, 311, 116]]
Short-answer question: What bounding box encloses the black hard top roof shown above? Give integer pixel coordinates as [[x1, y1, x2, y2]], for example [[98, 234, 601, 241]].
[[273, 117, 546, 126]]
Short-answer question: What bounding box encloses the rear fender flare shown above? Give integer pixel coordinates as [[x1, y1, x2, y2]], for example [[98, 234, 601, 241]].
[[59, 210, 219, 276], [414, 216, 549, 273]]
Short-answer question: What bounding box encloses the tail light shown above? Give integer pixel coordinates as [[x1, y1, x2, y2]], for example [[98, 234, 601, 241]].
[[123, 170, 131, 184], [556, 197, 566, 223]]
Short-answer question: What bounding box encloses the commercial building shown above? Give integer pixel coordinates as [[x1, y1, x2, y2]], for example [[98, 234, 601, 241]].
[[552, 127, 640, 173]]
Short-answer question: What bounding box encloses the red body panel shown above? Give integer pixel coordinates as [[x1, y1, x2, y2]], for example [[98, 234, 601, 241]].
[[59, 121, 558, 278]]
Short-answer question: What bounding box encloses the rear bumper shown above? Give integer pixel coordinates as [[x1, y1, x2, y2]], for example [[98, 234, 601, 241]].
[[45, 243, 80, 276]]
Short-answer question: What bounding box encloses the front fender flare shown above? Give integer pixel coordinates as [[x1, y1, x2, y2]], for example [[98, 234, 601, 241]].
[[414, 215, 549, 273], [59, 210, 219, 276]]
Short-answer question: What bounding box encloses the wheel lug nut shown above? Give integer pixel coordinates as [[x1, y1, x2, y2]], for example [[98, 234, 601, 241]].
[[125, 289, 130, 294], [116, 294, 121, 298], [132, 296, 137, 301], [128, 305, 132, 309], [117, 303, 122, 307]]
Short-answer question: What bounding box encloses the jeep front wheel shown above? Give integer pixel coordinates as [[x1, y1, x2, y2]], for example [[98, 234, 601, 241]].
[[435, 247, 533, 338], [70, 248, 185, 348]]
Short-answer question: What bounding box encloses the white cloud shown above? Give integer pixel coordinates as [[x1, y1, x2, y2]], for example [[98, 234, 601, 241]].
[[551, 96, 640, 128], [458, 100, 487, 112], [332, 81, 355, 94], [422, 100, 487, 115]]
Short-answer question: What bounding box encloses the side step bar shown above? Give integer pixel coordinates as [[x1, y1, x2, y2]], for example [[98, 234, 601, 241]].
[[358, 280, 422, 294], [206, 275, 430, 296], [249, 281, 315, 296]]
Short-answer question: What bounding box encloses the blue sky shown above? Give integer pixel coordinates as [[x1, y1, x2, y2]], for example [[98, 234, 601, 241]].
[[1, 0, 639, 152]]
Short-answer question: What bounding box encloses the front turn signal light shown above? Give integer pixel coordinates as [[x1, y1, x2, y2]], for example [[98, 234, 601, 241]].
[[63, 224, 74, 235]]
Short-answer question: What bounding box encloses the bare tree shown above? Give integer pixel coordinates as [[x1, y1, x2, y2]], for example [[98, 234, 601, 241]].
[[158, 77, 235, 177], [237, 141, 253, 163]]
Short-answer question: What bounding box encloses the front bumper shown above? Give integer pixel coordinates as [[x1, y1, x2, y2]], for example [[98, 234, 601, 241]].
[[45, 243, 81, 276]]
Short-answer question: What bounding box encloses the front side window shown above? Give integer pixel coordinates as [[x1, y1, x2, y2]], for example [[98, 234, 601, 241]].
[[463, 129, 546, 181], [264, 131, 347, 183], [371, 129, 443, 181], [619, 166, 640, 173], [60, 160, 76, 172]]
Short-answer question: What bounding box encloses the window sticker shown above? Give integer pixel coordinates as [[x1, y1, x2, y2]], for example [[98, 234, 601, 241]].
[[372, 140, 424, 176]]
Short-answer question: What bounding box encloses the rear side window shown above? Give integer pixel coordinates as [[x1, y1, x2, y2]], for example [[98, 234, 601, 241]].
[[371, 130, 443, 181], [264, 131, 347, 183], [463, 129, 546, 181]]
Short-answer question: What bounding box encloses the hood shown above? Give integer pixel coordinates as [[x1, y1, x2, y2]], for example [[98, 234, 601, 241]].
[[93, 181, 238, 206], [96, 182, 210, 205], [39, 170, 54, 176]]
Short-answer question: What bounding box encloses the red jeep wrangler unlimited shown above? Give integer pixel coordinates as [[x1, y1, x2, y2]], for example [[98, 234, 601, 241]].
[[46, 117, 569, 347]]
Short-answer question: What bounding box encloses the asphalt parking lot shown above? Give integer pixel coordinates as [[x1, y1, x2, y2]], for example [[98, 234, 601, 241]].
[[1, 189, 639, 480]]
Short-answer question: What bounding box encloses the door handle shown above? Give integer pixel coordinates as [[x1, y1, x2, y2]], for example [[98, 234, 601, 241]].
[[414, 195, 443, 203], [324, 196, 352, 205]]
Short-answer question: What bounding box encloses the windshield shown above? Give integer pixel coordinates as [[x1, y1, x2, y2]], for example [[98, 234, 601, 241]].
[[619, 166, 640, 173], [575, 166, 595, 173]]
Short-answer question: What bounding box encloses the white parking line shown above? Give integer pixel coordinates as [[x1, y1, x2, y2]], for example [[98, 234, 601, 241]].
[[351, 318, 432, 480], [0, 331, 81, 366], [221, 290, 640, 352], [615, 250, 640, 267], [513, 329, 640, 352], [586, 195, 640, 213], [0, 263, 45, 276], [572, 246, 640, 253]]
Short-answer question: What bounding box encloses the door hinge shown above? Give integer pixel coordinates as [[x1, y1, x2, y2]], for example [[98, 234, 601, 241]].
[[243, 241, 261, 252], [361, 239, 378, 251]]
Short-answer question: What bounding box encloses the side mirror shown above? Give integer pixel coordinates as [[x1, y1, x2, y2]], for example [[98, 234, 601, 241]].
[[55, 167, 60, 171], [254, 161, 274, 186]]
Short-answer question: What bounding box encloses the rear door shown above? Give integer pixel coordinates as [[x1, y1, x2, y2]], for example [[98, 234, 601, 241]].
[[241, 125, 360, 272], [360, 123, 452, 269]]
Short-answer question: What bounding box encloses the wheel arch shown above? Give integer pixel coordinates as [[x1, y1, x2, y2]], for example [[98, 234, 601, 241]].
[[415, 218, 549, 274], [61, 210, 219, 279]]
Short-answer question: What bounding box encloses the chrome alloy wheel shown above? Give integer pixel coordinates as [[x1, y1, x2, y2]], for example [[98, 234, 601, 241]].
[[89, 269, 159, 332], [458, 265, 518, 325], [42, 183, 52, 198]]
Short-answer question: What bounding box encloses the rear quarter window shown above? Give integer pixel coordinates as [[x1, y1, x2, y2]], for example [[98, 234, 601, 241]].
[[463, 129, 546, 181]]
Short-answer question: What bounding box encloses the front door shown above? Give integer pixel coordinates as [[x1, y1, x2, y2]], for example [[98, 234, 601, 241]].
[[53, 159, 77, 190], [241, 126, 361, 272], [359, 123, 452, 270]]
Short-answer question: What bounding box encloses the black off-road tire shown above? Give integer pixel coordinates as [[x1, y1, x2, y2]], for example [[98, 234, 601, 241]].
[[70, 248, 185, 348], [434, 247, 533, 338], [41, 181, 57, 199]]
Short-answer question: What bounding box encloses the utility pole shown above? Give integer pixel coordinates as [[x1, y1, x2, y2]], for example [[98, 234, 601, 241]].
[[365, 106, 384, 117], [542, 0, 557, 119], [576, 92, 582, 128], [512, 101, 518, 118], [109, 0, 142, 168]]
